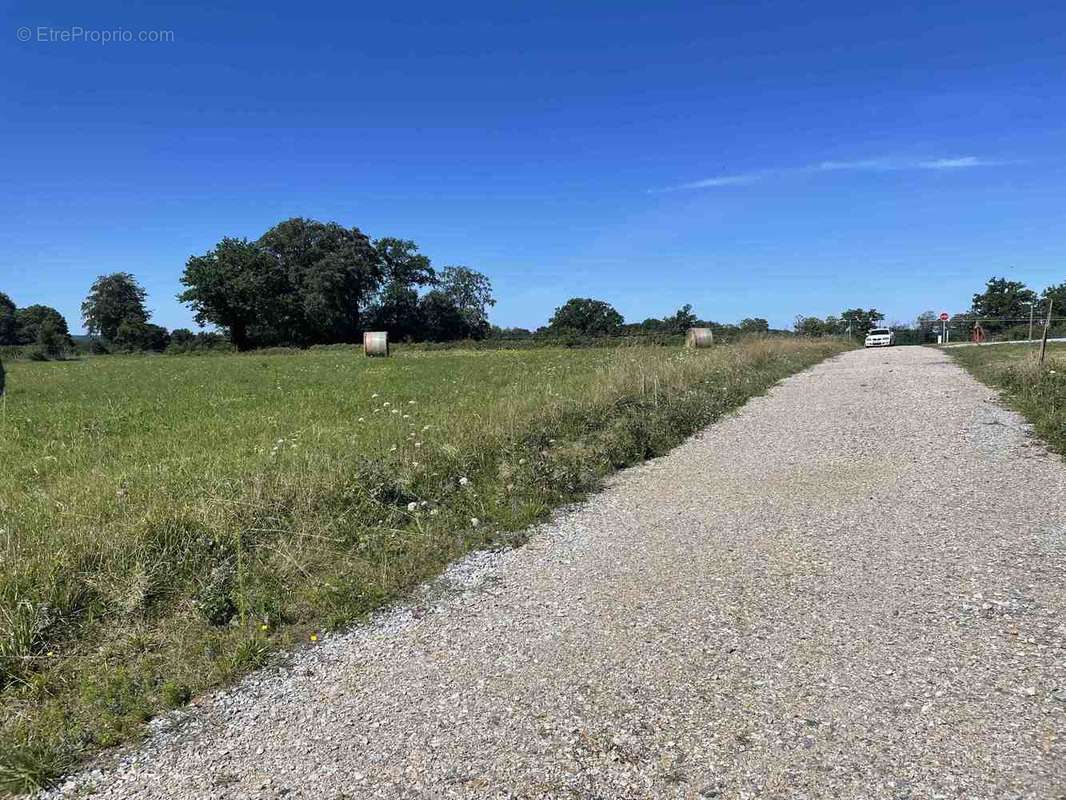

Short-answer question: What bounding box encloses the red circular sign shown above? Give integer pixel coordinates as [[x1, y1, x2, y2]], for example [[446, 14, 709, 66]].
[[939, 312, 950, 321]]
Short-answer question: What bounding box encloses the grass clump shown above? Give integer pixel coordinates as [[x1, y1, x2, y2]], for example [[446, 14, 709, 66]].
[[950, 341, 1066, 455], [0, 338, 848, 793]]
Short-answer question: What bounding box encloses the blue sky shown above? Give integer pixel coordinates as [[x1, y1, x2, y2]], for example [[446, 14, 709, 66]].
[[3, 0, 1064, 332]]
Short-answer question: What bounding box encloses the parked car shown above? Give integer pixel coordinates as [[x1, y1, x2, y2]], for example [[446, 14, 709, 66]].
[[864, 327, 895, 347]]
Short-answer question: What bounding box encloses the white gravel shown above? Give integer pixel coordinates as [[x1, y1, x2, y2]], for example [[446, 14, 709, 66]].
[[44, 346, 1066, 799]]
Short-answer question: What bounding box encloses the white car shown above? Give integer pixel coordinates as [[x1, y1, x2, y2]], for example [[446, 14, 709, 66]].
[[864, 327, 895, 348]]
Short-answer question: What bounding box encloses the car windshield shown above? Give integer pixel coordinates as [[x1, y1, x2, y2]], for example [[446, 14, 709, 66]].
[[868, 329, 890, 336]]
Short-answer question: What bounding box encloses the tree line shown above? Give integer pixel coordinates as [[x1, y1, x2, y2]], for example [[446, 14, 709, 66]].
[[941, 276, 1065, 337], [493, 298, 773, 340], [791, 276, 1066, 342], [2, 217, 498, 357]]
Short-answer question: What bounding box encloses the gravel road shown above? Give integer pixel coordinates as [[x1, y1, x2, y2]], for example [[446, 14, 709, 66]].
[[50, 346, 1066, 799]]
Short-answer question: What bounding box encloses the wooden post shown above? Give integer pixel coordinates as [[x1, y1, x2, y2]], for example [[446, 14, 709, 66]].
[[1039, 299, 1053, 364], [1029, 303, 1036, 343]]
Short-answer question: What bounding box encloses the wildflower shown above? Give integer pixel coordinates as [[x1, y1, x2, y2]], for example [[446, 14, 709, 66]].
[[383, 401, 390, 406], [412, 461, 420, 468], [518, 458, 527, 465], [470, 517, 480, 527], [358, 417, 365, 422], [422, 425, 430, 431], [372, 393, 379, 398], [407, 501, 418, 512], [391, 409, 399, 415], [415, 442, 422, 448], [260, 623, 269, 631], [459, 476, 469, 487], [309, 633, 319, 643], [430, 508, 439, 516], [408, 400, 415, 405], [403, 414, 411, 419]]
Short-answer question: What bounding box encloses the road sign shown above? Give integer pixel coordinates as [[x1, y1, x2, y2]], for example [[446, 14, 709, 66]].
[[939, 312, 950, 321]]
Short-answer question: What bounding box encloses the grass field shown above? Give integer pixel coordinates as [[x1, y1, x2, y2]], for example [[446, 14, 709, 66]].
[[950, 341, 1066, 455], [0, 338, 848, 792]]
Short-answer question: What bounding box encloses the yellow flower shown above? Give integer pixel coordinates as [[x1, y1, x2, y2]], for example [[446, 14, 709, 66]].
[[309, 633, 318, 643], [260, 623, 269, 631]]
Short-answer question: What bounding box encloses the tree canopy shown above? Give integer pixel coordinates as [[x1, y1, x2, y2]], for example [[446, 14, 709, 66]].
[[179, 219, 494, 349], [14, 305, 72, 347], [971, 277, 1037, 331], [82, 273, 150, 341], [548, 298, 624, 336], [0, 292, 16, 346]]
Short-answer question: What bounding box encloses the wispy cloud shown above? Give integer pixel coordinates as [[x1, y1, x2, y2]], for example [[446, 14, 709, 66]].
[[655, 155, 1004, 192], [916, 156, 996, 169]]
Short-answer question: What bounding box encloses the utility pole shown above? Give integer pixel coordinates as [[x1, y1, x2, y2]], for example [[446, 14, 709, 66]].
[[1029, 303, 1036, 344], [1039, 299, 1054, 364]]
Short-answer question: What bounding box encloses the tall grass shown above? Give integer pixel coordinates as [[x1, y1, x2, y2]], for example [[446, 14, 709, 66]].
[[0, 338, 847, 792], [950, 342, 1066, 455]]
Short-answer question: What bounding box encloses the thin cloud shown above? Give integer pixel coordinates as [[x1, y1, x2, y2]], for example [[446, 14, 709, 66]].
[[656, 155, 1003, 192], [916, 156, 993, 169], [668, 172, 766, 190]]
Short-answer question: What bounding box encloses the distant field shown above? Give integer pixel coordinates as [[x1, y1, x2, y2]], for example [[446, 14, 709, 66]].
[[0, 338, 848, 791], [950, 341, 1066, 455]]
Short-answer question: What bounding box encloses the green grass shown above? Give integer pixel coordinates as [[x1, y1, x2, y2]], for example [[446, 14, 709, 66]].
[[0, 338, 848, 793], [950, 341, 1066, 455]]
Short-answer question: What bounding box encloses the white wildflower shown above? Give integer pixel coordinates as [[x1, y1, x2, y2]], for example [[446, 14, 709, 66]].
[[470, 517, 480, 528], [459, 477, 470, 487], [407, 501, 418, 512]]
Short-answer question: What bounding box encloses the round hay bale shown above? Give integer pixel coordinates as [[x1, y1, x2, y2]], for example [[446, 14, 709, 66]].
[[685, 327, 713, 348], [363, 331, 389, 357]]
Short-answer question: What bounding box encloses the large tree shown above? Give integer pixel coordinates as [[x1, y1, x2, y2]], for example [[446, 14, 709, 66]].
[[436, 266, 495, 338], [418, 290, 468, 342], [181, 220, 383, 350], [840, 308, 884, 334], [739, 317, 769, 333], [971, 277, 1037, 332], [0, 292, 16, 345], [82, 273, 150, 341], [1042, 281, 1066, 315], [660, 304, 698, 334], [257, 218, 381, 345], [180, 238, 291, 350], [113, 321, 171, 352], [367, 238, 436, 340], [548, 298, 623, 336], [15, 305, 72, 346]]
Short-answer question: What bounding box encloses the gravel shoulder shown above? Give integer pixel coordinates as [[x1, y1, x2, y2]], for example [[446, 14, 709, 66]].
[[47, 346, 1066, 799]]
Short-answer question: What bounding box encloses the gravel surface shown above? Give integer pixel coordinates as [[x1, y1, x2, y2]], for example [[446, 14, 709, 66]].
[[46, 346, 1066, 799]]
